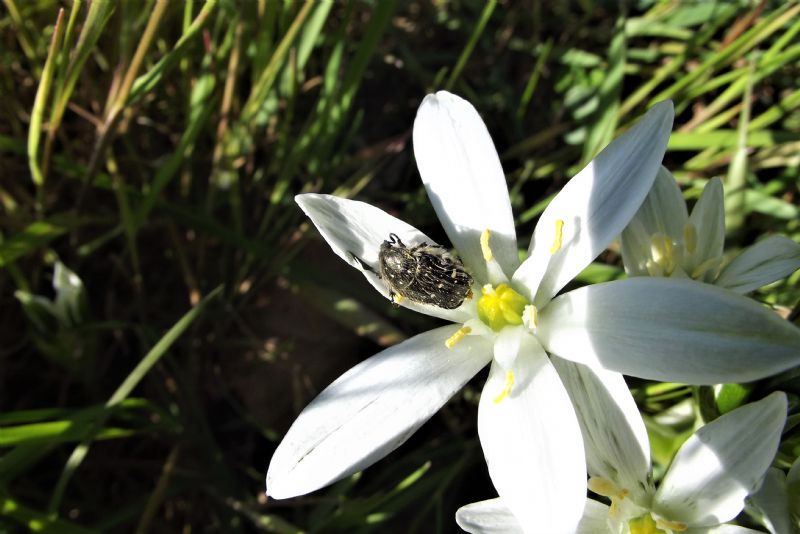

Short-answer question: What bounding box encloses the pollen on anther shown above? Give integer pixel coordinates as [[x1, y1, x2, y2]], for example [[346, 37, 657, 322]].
[[492, 370, 515, 404], [550, 219, 564, 254], [445, 326, 472, 349], [480, 229, 493, 262]]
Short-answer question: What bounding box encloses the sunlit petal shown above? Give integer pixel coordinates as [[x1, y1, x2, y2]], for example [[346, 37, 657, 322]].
[[577, 499, 612, 534], [413, 91, 518, 283], [539, 278, 800, 384], [551, 358, 651, 503], [266, 325, 492, 499], [716, 235, 800, 293], [513, 101, 674, 306], [456, 498, 524, 534], [653, 393, 787, 526], [478, 338, 586, 532], [296, 193, 473, 322], [456, 497, 611, 534]]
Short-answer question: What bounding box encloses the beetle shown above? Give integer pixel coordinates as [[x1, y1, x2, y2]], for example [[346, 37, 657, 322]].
[[372, 233, 473, 309]]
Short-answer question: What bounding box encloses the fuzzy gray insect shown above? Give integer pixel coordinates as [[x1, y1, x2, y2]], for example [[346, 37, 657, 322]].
[[375, 233, 473, 309]]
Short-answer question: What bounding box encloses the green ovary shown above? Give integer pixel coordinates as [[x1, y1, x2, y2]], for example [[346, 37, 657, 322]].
[[477, 283, 529, 331]]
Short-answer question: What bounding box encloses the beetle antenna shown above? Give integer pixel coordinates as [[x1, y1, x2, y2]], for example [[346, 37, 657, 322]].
[[389, 233, 403, 246]]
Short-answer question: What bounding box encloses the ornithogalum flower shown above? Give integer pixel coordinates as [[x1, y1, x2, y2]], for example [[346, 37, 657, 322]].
[[456, 369, 788, 534], [621, 167, 800, 292], [749, 456, 800, 534], [267, 91, 800, 533]]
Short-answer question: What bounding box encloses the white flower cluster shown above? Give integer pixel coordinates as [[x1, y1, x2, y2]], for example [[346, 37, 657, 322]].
[[266, 92, 800, 533]]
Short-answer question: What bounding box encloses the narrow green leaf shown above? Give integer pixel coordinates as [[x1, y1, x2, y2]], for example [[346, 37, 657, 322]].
[[28, 9, 65, 187], [47, 286, 223, 514]]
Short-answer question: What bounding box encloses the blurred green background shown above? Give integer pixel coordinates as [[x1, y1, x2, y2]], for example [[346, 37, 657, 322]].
[[1, 0, 799, 532]]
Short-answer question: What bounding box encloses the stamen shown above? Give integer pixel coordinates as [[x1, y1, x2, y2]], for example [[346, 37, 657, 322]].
[[522, 304, 538, 330], [649, 234, 675, 275], [588, 477, 623, 498], [492, 370, 515, 404], [445, 326, 472, 349], [391, 293, 404, 305], [655, 518, 687, 532], [480, 229, 493, 262], [550, 219, 564, 254]]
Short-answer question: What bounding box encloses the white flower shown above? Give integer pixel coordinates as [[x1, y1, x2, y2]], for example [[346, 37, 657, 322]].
[[621, 167, 800, 292], [266, 91, 800, 532], [456, 367, 788, 534], [748, 457, 800, 534]]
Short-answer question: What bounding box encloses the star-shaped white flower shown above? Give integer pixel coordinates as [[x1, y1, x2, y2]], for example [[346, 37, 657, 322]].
[[621, 167, 800, 291], [457, 364, 788, 534], [266, 91, 800, 532]]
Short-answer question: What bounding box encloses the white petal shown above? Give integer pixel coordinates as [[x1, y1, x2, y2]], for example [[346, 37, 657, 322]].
[[266, 325, 492, 499], [296, 193, 473, 322], [456, 497, 611, 534], [513, 101, 674, 307], [749, 468, 793, 534], [653, 392, 787, 526], [478, 338, 586, 532], [538, 278, 800, 384], [577, 499, 612, 534], [455, 498, 524, 534], [621, 166, 688, 276], [551, 358, 651, 503], [687, 177, 725, 277], [716, 235, 800, 293], [413, 91, 518, 282]]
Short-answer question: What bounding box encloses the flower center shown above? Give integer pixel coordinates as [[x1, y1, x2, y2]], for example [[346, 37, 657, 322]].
[[629, 514, 666, 534], [477, 283, 530, 331], [642, 222, 724, 283]]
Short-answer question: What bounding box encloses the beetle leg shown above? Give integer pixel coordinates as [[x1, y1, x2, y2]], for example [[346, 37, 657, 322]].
[[348, 252, 380, 277], [388, 233, 404, 247]]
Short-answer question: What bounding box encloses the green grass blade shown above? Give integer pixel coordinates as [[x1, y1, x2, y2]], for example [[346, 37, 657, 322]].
[[47, 286, 224, 515], [445, 0, 497, 91], [28, 9, 65, 188]]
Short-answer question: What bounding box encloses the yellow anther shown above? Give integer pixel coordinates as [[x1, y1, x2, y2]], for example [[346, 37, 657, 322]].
[[480, 229, 493, 262], [492, 370, 515, 404], [683, 222, 697, 255], [522, 304, 538, 330], [445, 326, 472, 349], [550, 219, 565, 254], [391, 293, 404, 305], [650, 234, 675, 275], [588, 477, 623, 498], [629, 514, 668, 534], [655, 518, 687, 532], [477, 283, 530, 331]]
